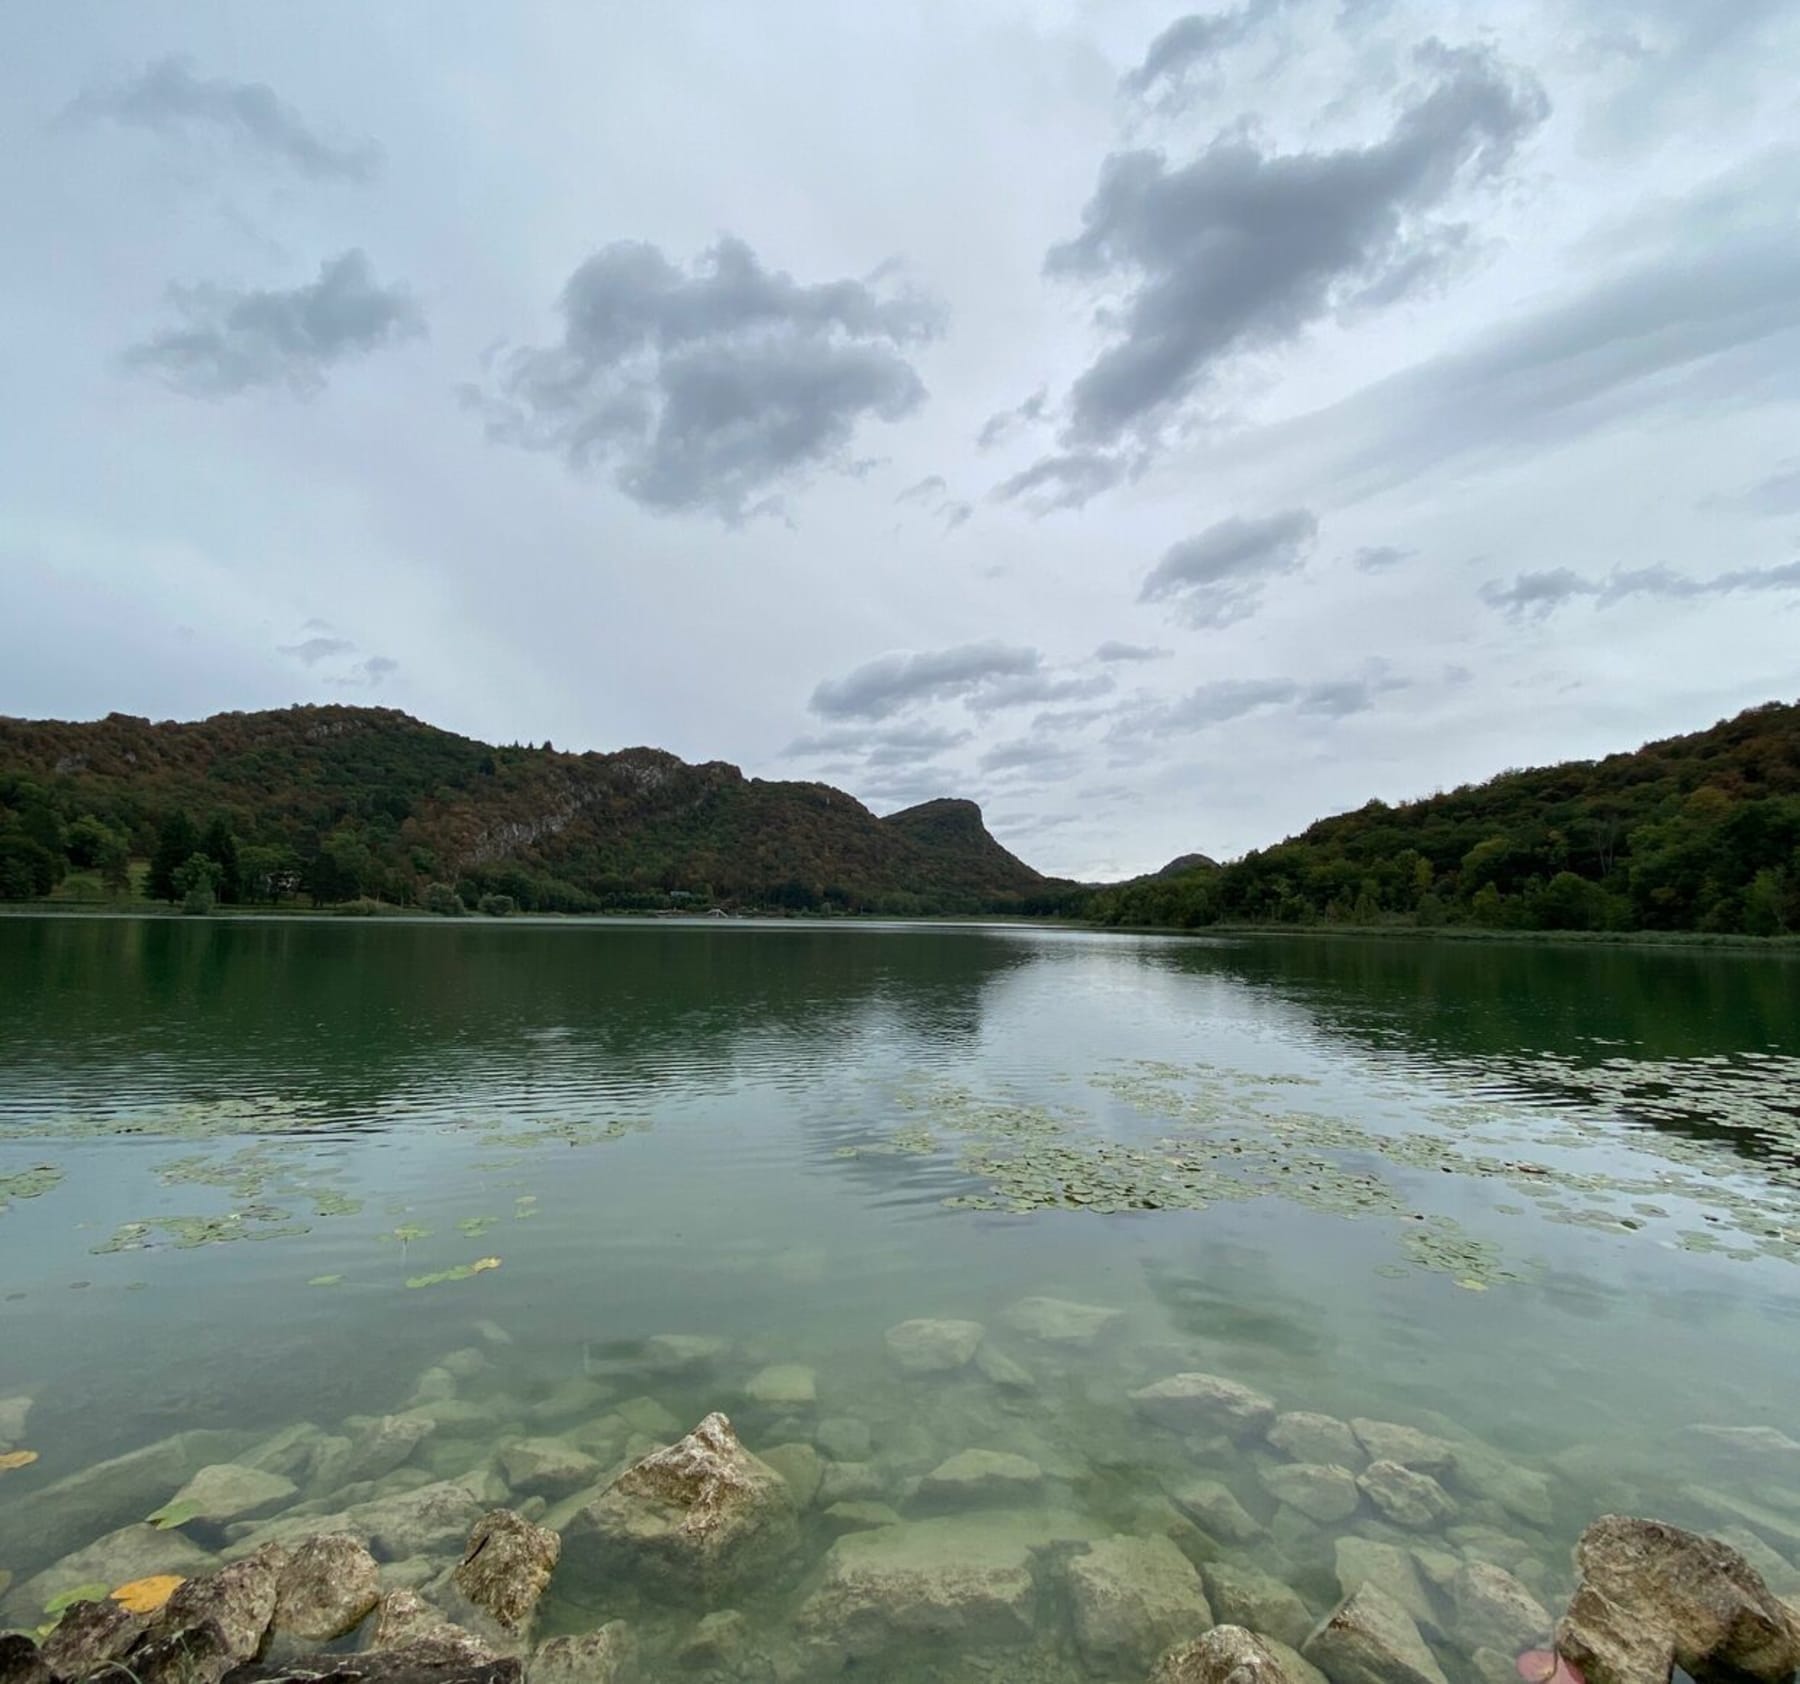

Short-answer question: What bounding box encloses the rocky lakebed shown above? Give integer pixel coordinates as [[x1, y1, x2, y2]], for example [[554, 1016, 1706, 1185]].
[[4, 1299, 1800, 1684]]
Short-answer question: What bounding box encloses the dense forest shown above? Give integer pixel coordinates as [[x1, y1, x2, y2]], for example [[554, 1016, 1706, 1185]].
[[0, 706, 1072, 915], [1089, 701, 1800, 937]]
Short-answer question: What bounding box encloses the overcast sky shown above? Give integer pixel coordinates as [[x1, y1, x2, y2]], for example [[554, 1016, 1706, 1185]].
[[4, 2, 1798, 878]]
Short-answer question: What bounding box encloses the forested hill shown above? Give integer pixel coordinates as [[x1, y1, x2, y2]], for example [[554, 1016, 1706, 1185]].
[[0, 705, 1064, 914], [1091, 700, 1800, 937]]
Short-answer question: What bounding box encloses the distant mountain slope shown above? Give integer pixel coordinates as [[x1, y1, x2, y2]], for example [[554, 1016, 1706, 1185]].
[[1092, 700, 1800, 936], [0, 705, 1056, 912]]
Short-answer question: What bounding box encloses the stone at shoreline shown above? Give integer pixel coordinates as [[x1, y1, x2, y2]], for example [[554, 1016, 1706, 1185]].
[[372, 1588, 497, 1660], [1261, 1463, 1361, 1526], [1269, 1413, 1364, 1469], [744, 1364, 817, 1410], [1168, 1478, 1262, 1544], [1304, 1581, 1449, 1684], [156, 1465, 298, 1528], [529, 1624, 635, 1684], [822, 1501, 901, 1536], [640, 1333, 729, 1375], [224, 1644, 520, 1684], [497, 1439, 599, 1501], [525, 1379, 612, 1427], [148, 1544, 287, 1665], [1451, 1561, 1550, 1653], [359, 1480, 489, 1562], [1203, 1561, 1316, 1648], [974, 1344, 1037, 1392], [1351, 1422, 1457, 1477], [271, 1533, 381, 1643], [560, 1411, 797, 1595], [1447, 1444, 1555, 1530], [613, 1396, 682, 1440], [760, 1442, 823, 1510], [795, 1514, 1050, 1662], [816, 1417, 873, 1462], [1131, 1374, 1277, 1440], [1268, 1638, 1332, 1684], [451, 1510, 559, 1634], [1153, 1626, 1293, 1684], [239, 1426, 325, 1485], [818, 1461, 886, 1506], [884, 1319, 985, 1375], [1002, 1296, 1125, 1347], [0, 1634, 51, 1684], [1067, 1533, 1213, 1674], [915, 1450, 1045, 1510], [38, 1600, 148, 1680], [1555, 1514, 1800, 1684], [1333, 1539, 1435, 1630], [1359, 1463, 1457, 1531], [1714, 1527, 1800, 1594], [17, 1523, 216, 1620], [123, 1614, 240, 1684]]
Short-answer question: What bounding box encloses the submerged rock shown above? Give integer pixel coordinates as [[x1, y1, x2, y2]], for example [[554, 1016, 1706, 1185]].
[[496, 1439, 599, 1501], [1304, 1581, 1449, 1684], [817, 1462, 886, 1506], [674, 1609, 747, 1671], [796, 1514, 1040, 1662], [884, 1319, 985, 1375], [530, 1624, 635, 1684], [1333, 1539, 1435, 1629], [560, 1411, 797, 1595], [815, 1417, 874, 1462], [915, 1450, 1045, 1510], [155, 1465, 298, 1528], [1261, 1463, 1361, 1526], [148, 1545, 287, 1665], [20, 1523, 216, 1618], [1448, 1443, 1556, 1529], [1451, 1561, 1549, 1653], [451, 1510, 559, 1634], [1002, 1296, 1125, 1347], [1358, 1463, 1457, 1531], [357, 1480, 487, 1561], [1067, 1534, 1213, 1674], [371, 1588, 496, 1662], [312, 1413, 437, 1493], [1131, 1374, 1277, 1440], [743, 1364, 817, 1409], [1351, 1422, 1457, 1477], [640, 1333, 729, 1375], [1203, 1562, 1316, 1648], [760, 1443, 823, 1509], [1153, 1626, 1293, 1684], [271, 1533, 381, 1643], [1269, 1413, 1364, 1469], [1555, 1514, 1800, 1684], [0, 1396, 32, 1447], [822, 1501, 901, 1536], [1168, 1478, 1262, 1544]]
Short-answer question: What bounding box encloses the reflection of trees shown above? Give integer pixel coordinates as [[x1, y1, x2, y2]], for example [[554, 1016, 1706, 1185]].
[[1145, 934, 1800, 1171], [0, 919, 1032, 1127]]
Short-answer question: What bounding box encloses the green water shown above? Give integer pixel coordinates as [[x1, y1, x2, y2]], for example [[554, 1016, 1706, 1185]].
[[2, 917, 1798, 1678]]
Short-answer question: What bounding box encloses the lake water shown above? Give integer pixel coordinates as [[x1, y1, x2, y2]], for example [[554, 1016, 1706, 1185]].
[[2, 917, 1798, 1680]]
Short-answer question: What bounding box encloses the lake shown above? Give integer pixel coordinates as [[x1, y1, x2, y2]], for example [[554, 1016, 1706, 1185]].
[[2, 916, 1798, 1680]]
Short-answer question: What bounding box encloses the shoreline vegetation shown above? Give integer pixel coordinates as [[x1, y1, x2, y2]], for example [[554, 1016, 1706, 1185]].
[[2, 697, 1796, 938]]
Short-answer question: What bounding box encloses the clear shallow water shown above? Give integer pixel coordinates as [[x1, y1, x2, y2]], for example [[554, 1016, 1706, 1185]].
[[2, 917, 1799, 1677]]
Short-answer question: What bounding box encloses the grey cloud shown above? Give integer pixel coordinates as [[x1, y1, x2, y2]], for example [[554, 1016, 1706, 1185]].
[[897, 474, 973, 533], [278, 635, 354, 665], [1031, 705, 1115, 733], [1295, 672, 1405, 716], [1112, 667, 1406, 736], [784, 722, 971, 758], [329, 654, 399, 689], [477, 236, 943, 521], [1140, 508, 1317, 627], [809, 641, 1041, 720], [965, 671, 1116, 715], [992, 450, 1127, 512], [1351, 544, 1412, 571], [897, 474, 947, 503], [1718, 465, 1800, 518], [978, 736, 1084, 781], [124, 250, 423, 396], [1480, 557, 1800, 619], [1120, 4, 1279, 98], [1047, 41, 1548, 449], [66, 56, 379, 181], [1094, 640, 1171, 662], [976, 388, 1048, 450], [941, 500, 973, 532]]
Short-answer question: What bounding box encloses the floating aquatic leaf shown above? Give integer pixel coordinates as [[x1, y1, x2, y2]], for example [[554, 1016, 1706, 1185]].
[[0, 1448, 39, 1472], [387, 1224, 430, 1245], [0, 1164, 64, 1210], [307, 1274, 344, 1288], [405, 1256, 502, 1289], [458, 1215, 497, 1237], [146, 1497, 202, 1530], [44, 1582, 110, 1615], [111, 1574, 185, 1613]]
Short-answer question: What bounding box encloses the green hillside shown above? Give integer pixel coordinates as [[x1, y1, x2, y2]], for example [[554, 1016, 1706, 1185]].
[[1091, 700, 1800, 937], [0, 706, 1056, 914]]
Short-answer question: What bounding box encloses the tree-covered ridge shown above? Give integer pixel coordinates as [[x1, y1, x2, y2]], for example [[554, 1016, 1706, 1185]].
[[1091, 700, 1800, 937], [0, 705, 1058, 914]]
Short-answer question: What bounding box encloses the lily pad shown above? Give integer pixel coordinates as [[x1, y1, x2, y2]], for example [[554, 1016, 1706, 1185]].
[[405, 1256, 502, 1289]]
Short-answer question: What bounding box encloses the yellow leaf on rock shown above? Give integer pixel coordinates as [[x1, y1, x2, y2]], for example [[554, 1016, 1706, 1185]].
[[0, 1449, 38, 1472], [111, 1574, 185, 1613]]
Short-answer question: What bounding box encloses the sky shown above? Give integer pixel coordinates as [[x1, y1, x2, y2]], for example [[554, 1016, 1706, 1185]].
[[3, 2, 1798, 880]]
